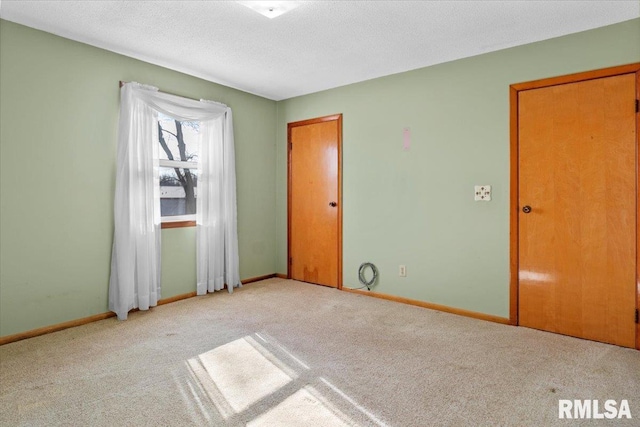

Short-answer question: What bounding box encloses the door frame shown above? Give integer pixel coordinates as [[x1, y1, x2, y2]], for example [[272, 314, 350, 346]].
[[287, 114, 343, 289], [509, 63, 640, 349]]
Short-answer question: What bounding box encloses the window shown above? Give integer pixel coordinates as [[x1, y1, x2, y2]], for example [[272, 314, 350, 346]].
[[158, 113, 199, 227]]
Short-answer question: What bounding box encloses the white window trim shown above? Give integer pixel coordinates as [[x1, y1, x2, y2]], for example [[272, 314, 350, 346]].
[[159, 159, 198, 169], [162, 214, 196, 223]]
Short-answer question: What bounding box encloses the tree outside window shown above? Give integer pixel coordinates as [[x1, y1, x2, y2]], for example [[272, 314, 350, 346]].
[[157, 113, 199, 222]]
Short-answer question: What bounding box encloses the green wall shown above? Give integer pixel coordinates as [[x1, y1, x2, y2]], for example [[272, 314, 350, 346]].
[[0, 20, 277, 336], [275, 19, 640, 318], [1, 18, 639, 337]]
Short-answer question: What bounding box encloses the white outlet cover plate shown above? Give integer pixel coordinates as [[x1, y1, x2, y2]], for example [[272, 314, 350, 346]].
[[475, 185, 491, 201]]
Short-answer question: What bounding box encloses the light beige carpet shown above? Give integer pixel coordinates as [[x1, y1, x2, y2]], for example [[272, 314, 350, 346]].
[[1, 278, 638, 426]]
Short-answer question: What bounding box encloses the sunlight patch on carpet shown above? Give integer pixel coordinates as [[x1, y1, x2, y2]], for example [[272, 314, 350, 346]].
[[193, 337, 293, 414], [320, 377, 387, 426], [255, 332, 310, 370], [184, 333, 384, 425], [247, 386, 354, 427]]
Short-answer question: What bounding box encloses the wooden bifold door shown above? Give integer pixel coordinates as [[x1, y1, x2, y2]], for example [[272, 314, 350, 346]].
[[511, 64, 640, 349]]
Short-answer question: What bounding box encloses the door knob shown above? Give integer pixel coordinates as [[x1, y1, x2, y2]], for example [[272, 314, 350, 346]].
[[522, 205, 532, 214], [329, 202, 337, 207]]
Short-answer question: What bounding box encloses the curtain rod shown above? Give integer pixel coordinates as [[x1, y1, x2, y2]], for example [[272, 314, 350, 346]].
[[119, 80, 201, 103]]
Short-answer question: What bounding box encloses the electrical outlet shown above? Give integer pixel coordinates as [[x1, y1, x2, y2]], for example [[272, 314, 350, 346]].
[[474, 185, 491, 201], [399, 265, 406, 277]]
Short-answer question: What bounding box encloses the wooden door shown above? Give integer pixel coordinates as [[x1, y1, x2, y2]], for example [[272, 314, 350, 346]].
[[517, 72, 637, 348], [288, 115, 342, 288]]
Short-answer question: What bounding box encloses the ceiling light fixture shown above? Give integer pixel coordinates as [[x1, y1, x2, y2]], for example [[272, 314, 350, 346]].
[[237, 1, 303, 19]]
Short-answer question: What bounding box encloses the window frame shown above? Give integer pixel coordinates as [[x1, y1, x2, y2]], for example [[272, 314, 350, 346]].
[[157, 117, 200, 229]]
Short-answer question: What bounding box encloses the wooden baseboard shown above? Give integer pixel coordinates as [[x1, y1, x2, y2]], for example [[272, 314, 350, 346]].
[[243, 273, 277, 284], [342, 287, 511, 325], [275, 273, 288, 279], [0, 273, 279, 346], [0, 312, 117, 346], [157, 291, 197, 305]]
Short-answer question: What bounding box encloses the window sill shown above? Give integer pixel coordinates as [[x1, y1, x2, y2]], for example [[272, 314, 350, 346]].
[[161, 220, 196, 229]]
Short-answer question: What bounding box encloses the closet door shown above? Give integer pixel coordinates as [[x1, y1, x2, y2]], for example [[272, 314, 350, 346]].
[[518, 73, 637, 348]]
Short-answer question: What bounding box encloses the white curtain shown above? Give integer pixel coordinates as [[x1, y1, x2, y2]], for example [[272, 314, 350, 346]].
[[196, 106, 241, 294], [109, 82, 241, 320]]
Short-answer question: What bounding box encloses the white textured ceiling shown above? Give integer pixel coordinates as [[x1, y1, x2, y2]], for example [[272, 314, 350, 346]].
[[1, 1, 638, 100]]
